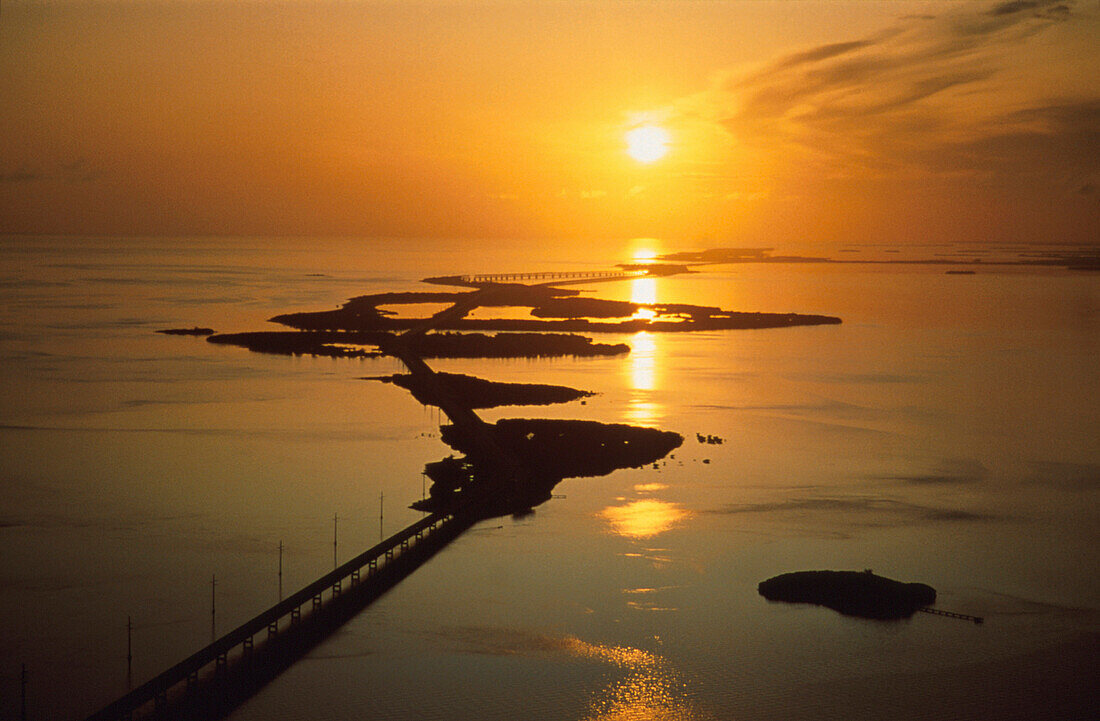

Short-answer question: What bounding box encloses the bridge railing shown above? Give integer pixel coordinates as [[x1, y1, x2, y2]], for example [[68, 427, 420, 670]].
[[459, 270, 643, 284], [85, 511, 454, 720]]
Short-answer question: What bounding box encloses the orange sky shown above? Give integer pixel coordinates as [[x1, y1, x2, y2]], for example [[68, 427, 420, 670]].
[[1, 0, 1097, 244]]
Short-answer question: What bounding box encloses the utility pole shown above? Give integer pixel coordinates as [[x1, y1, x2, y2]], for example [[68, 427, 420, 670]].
[[210, 574, 217, 642], [333, 513, 338, 569], [379, 491, 384, 541], [127, 616, 133, 689], [20, 663, 27, 721], [278, 540, 284, 601]]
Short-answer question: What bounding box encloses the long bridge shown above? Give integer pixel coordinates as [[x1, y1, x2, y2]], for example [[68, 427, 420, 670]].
[[85, 277, 543, 719], [459, 269, 644, 284], [84, 510, 475, 720]]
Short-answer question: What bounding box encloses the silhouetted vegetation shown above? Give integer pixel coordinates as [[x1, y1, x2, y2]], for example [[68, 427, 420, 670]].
[[206, 331, 388, 358], [530, 297, 639, 318], [758, 570, 936, 620], [266, 284, 842, 333], [661, 247, 830, 264], [403, 332, 629, 358], [206, 330, 628, 359], [614, 263, 692, 275], [414, 419, 683, 514], [157, 327, 215, 336], [371, 372, 595, 408], [443, 418, 683, 480]]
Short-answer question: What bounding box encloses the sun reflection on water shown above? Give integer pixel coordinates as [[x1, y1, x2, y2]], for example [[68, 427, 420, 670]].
[[630, 276, 656, 304], [625, 331, 659, 424], [601, 499, 691, 539], [560, 637, 698, 721], [630, 333, 656, 391], [622, 275, 667, 425]]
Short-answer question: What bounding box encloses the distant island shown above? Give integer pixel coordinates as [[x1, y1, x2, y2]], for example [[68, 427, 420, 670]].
[[157, 326, 215, 336], [758, 570, 936, 620], [196, 274, 841, 361], [266, 285, 842, 335], [369, 372, 595, 409]]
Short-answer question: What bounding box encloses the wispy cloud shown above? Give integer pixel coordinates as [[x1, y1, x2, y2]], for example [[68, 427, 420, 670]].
[[691, 0, 1096, 184]]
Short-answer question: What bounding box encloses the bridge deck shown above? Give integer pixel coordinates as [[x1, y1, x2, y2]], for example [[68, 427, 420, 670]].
[[85, 511, 458, 720], [461, 269, 643, 284]]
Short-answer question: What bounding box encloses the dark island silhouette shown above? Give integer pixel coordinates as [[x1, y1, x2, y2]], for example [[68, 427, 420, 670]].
[[758, 570, 937, 620], [207, 330, 628, 359], [262, 283, 841, 334], [370, 372, 595, 409], [157, 326, 215, 336], [415, 418, 683, 514], [657, 245, 1100, 270], [191, 268, 843, 362]]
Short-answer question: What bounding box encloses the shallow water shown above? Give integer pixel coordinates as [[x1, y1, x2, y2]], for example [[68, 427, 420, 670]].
[[0, 236, 1096, 720]]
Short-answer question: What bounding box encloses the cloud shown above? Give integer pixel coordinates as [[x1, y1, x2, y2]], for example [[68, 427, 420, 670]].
[[693, 0, 1096, 183]]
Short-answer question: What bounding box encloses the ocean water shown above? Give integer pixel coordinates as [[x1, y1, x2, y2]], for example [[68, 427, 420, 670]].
[[0, 236, 1096, 720]]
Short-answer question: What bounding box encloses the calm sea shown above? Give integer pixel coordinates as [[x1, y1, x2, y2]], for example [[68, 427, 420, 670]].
[[0, 236, 1096, 720]]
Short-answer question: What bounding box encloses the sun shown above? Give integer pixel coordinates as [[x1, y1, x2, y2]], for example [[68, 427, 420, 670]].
[[625, 125, 670, 163]]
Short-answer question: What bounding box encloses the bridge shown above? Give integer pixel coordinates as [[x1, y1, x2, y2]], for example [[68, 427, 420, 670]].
[[459, 269, 644, 284], [85, 278, 545, 719], [919, 607, 984, 624], [84, 510, 475, 720]]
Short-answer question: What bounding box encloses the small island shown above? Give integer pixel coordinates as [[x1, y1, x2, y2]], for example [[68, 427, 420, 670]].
[[369, 372, 595, 409], [157, 326, 215, 336], [758, 570, 936, 620]]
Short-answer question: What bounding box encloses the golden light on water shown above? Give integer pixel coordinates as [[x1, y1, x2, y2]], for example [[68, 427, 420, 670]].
[[629, 332, 656, 392], [625, 277, 663, 423], [630, 276, 657, 305], [625, 331, 660, 425], [601, 500, 690, 539], [630, 276, 658, 323], [559, 636, 695, 721]]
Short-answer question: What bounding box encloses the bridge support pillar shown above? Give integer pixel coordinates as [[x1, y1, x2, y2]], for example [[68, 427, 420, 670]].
[[268, 622, 278, 638], [291, 607, 301, 623], [313, 593, 322, 610]]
